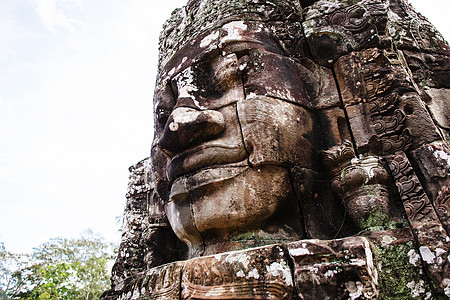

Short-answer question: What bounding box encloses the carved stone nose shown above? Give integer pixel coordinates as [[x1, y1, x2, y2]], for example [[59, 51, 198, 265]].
[[158, 107, 225, 157]]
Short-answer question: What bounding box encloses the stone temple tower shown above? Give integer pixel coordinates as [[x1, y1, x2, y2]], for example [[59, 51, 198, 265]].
[[102, 0, 450, 298]]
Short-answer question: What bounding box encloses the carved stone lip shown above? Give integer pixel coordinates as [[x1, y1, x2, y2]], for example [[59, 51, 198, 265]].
[[166, 143, 248, 183], [169, 164, 249, 201]]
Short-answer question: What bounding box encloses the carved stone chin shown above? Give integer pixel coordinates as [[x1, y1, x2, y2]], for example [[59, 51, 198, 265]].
[[152, 14, 319, 257], [167, 165, 303, 257], [103, 0, 450, 298]]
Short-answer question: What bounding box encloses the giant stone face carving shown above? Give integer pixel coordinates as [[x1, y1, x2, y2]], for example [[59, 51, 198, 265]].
[[103, 0, 450, 298], [152, 18, 323, 257]]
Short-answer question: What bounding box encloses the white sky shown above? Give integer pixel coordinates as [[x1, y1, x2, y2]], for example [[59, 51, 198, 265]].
[[0, 0, 449, 254]]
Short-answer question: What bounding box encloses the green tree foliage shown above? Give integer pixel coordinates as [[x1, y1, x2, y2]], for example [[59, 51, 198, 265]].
[[0, 231, 115, 299], [0, 243, 32, 299]]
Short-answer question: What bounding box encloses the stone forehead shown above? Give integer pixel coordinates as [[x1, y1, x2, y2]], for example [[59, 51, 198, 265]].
[[157, 0, 302, 73]]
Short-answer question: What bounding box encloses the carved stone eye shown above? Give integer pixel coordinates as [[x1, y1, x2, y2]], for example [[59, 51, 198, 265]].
[[156, 107, 171, 127]]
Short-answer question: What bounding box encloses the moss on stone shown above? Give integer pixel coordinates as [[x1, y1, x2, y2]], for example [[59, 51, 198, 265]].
[[357, 208, 404, 232], [370, 241, 432, 299]]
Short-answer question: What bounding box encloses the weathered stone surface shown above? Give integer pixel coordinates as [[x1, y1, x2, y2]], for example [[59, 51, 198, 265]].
[[334, 47, 442, 154], [104, 0, 450, 298], [239, 49, 340, 108], [402, 50, 450, 89], [410, 142, 450, 232], [182, 244, 294, 299], [386, 151, 450, 296], [290, 166, 356, 240], [323, 141, 401, 231], [158, 0, 304, 74], [163, 104, 247, 183], [116, 262, 184, 300], [362, 228, 433, 299], [306, 0, 388, 63], [302, 0, 449, 66], [166, 53, 244, 111], [386, 0, 450, 56], [316, 107, 352, 149], [426, 87, 450, 130], [104, 159, 182, 298], [288, 237, 378, 299], [237, 95, 314, 168]]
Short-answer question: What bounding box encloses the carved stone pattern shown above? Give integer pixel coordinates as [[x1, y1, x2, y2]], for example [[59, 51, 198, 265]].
[[435, 187, 450, 229], [323, 141, 394, 230], [181, 245, 293, 299], [117, 262, 183, 300], [323, 142, 389, 195], [386, 0, 449, 55], [304, 1, 388, 48], [322, 140, 356, 173], [336, 48, 413, 155], [386, 152, 450, 297], [386, 153, 436, 225], [158, 0, 303, 72]]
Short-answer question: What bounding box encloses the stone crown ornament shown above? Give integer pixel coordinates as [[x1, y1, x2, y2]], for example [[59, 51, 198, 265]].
[[157, 0, 303, 74]]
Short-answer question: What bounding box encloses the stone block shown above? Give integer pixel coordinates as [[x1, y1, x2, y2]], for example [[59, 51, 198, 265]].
[[116, 262, 184, 300], [410, 141, 450, 232], [181, 244, 294, 299], [288, 237, 378, 299], [425, 88, 450, 129], [237, 95, 314, 168], [240, 49, 340, 109]]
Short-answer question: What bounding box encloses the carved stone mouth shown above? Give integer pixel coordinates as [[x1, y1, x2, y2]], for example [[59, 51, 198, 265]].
[[166, 143, 248, 183], [169, 164, 249, 201]]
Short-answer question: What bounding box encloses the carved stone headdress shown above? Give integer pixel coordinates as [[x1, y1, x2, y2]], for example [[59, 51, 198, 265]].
[[157, 0, 303, 73]]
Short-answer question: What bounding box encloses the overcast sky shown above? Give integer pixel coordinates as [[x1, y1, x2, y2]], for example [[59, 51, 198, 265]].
[[0, 0, 449, 254]]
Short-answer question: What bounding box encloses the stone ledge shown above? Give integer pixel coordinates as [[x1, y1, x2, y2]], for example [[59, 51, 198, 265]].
[[103, 228, 435, 299]]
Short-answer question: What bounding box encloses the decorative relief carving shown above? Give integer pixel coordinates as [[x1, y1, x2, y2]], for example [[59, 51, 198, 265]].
[[323, 141, 395, 231], [401, 51, 450, 89], [436, 187, 450, 229], [333, 47, 443, 154], [386, 152, 436, 225], [386, 0, 449, 55], [409, 142, 450, 233], [181, 245, 294, 299], [386, 152, 450, 296], [117, 262, 183, 300], [302, 0, 389, 65], [368, 92, 398, 115]]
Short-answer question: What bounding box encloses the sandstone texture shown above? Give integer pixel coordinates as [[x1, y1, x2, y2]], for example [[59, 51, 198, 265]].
[[103, 0, 450, 298]]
